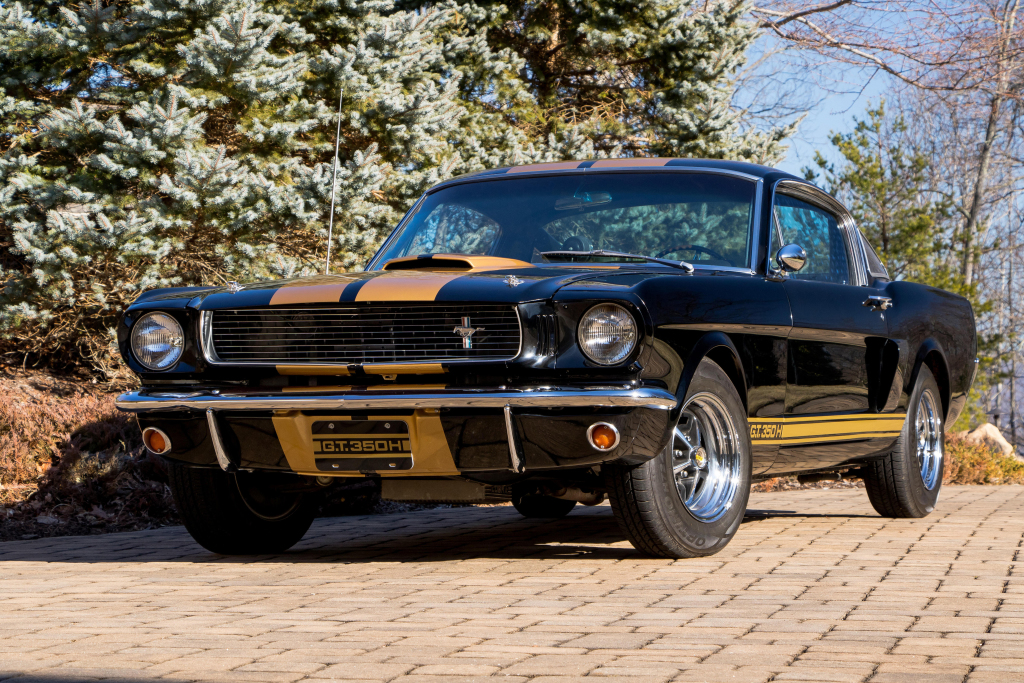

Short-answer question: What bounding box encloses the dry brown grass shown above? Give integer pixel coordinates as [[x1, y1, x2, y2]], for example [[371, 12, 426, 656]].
[[0, 389, 137, 498], [0, 370, 177, 540]]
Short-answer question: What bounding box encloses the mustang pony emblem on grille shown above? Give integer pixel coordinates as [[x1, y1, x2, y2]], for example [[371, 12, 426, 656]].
[[453, 316, 484, 349], [504, 275, 523, 287]]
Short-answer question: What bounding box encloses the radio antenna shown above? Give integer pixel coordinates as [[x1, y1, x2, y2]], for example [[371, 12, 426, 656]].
[[325, 89, 343, 275]]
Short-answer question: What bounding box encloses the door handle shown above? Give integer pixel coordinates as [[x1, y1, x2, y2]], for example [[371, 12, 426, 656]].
[[863, 295, 893, 311]]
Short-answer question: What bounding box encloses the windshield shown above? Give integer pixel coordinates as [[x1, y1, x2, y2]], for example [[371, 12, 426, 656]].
[[370, 172, 757, 269]]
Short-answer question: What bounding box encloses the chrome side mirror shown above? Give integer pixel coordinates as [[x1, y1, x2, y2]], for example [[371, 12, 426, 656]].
[[775, 243, 807, 273]]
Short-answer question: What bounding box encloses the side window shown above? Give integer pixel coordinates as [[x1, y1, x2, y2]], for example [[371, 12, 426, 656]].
[[405, 204, 501, 256], [773, 194, 851, 285], [860, 231, 890, 280]]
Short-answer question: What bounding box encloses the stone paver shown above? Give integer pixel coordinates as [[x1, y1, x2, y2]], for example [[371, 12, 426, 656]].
[[1, 485, 1023, 682]]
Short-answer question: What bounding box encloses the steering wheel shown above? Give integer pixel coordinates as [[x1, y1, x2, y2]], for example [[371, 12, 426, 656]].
[[561, 235, 593, 252], [656, 244, 733, 265]]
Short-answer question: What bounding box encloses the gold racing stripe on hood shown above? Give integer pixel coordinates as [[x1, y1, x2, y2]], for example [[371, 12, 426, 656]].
[[590, 158, 671, 168], [354, 270, 467, 302], [507, 161, 584, 174], [356, 256, 533, 302], [269, 274, 361, 306]]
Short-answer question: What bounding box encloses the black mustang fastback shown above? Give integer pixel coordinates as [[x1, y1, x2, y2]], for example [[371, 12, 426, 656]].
[[116, 158, 978, 558]]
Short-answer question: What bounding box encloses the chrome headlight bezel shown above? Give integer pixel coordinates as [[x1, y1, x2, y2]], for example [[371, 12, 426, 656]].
[[577, 302, 639, 366], [130, 312, 185, 371]]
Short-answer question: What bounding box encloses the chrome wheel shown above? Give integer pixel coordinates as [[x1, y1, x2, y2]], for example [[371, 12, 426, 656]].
[[915, 391, 942, 490], [671, 392, 743, 522]]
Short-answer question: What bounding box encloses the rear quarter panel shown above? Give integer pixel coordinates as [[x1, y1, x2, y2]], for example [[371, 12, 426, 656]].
[[881, 280, 977, 426]]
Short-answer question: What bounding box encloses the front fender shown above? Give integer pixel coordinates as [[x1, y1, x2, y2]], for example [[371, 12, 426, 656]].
[[673, 332, 746, 410], [650, 332, 748, 449]]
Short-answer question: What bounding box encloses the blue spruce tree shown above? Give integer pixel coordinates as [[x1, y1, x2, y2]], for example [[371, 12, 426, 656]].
[[0, 0, 785, 373]]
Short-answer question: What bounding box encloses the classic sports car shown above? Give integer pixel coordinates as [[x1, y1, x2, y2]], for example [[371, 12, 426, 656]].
[[116, 158, 978, 558]]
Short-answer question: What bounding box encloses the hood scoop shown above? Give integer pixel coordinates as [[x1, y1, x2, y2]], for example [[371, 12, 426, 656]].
[[382, 254, 533, 272]]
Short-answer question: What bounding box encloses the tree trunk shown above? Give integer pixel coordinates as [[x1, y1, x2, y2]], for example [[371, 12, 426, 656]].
[[961, 93, 1003, 287], [961, 0, 1020, 287]]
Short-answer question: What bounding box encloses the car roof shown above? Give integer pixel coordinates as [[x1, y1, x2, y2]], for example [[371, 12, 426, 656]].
[[436, 158, 804, 189]]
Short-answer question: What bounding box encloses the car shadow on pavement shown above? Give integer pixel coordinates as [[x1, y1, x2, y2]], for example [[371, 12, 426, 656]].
[[0, 505, 638, 564], [0, 676, 184, 683], [743, 509, 879, 519], [0, 502, 875, 565]]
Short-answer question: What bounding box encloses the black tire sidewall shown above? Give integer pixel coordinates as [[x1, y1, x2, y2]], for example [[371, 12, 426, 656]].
[[900, 366, 944, 514], [167, 463, 317, 554], [649, 359, 752, 555]]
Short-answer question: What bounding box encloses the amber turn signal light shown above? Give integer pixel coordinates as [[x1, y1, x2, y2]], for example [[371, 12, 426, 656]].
[[587, 422, 620, 451], [142, 427, 171, 454]]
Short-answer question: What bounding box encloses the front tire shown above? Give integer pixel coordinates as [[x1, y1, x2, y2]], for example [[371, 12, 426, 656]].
[[605, 358, 752, 558], [167, 462, 318, 555], [863, 366, 944, 518]]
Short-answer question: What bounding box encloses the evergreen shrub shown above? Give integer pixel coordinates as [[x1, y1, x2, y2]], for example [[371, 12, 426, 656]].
[[0, 0, 784, 373]]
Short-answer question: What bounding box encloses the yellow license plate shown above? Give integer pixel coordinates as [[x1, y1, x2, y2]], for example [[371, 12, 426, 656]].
[[312, 420, 413, 472]]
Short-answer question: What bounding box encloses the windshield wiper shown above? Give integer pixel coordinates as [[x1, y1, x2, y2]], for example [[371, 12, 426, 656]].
[[540, 250, 694, 273]]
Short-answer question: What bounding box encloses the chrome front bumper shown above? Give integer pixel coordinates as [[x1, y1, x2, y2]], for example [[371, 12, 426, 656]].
[[115, 385, 678, 412]]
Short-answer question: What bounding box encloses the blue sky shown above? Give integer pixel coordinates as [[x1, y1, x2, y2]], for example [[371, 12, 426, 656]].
[[773, 73, 890, 177]]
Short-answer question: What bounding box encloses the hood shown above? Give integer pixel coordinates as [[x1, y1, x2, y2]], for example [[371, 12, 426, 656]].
[[188, 255, 651, 310]]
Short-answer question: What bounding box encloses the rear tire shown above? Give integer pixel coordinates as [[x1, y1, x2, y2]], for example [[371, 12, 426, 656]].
[[863, 366, 944, 518], [512, 494, 577, 518], [605, 358, 751, 558], [166, 462, 318, 555]]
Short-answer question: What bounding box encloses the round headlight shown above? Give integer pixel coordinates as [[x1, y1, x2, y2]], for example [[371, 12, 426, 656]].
[[578, 303, 638, 365], [131, 312, 184, 371]]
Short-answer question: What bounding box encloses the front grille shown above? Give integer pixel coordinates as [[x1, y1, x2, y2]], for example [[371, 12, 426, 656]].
[[206, 304, 521, 365]]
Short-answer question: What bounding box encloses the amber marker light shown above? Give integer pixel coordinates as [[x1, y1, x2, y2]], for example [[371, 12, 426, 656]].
[[142, 427, 172, 454], [587, 422, 620, 451]]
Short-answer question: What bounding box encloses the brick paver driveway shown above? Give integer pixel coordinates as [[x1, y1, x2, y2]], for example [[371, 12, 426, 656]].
[[1, 486, 1023, 683]]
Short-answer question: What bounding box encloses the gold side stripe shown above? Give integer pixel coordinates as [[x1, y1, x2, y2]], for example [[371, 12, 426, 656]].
[[749, 414, 905, 446], [782, 420, 904, 438], [753, 431, 903, 446]]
